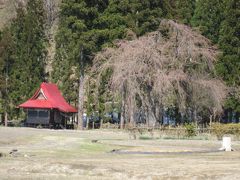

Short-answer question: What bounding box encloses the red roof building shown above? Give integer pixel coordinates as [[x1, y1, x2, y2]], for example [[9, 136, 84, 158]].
[[19, 82, 77, 128]]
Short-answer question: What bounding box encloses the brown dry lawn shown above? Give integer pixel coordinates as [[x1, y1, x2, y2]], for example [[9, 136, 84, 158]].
[[0, 127, 240, 180]]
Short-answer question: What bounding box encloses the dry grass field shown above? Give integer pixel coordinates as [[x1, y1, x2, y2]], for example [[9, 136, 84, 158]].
[[0, 127, 240, 180]]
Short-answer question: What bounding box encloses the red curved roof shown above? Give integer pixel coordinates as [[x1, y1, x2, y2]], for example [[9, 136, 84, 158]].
[[19, 83, 77, 113]]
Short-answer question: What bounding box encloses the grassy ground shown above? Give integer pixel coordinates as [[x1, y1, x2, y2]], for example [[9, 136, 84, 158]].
[[0, 127, 240, 180]]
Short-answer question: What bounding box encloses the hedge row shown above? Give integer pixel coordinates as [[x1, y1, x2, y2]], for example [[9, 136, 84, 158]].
[[211, 123, 240, 139]]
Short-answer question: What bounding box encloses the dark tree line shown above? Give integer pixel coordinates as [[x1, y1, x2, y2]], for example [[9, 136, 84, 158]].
[[0, 0, 47, 122], [191, 0, 239, 116], [0, 0, 239, 125]]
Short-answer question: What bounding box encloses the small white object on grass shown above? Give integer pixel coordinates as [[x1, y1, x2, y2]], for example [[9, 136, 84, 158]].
[[219, 137, 232, 151]]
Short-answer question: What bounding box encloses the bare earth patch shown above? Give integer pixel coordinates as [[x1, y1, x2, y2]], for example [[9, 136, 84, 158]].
[[0, 127, 240, 180]]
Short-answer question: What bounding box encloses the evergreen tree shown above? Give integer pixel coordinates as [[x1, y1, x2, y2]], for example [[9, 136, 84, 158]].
[[8, 0, 47, 118], [53, 0, 174, 105], [52, 0, 108, 129], [0, 26, 15, 124], [174, 0, 195, 24], [53, 0, 198, 128], [0, 30, 6, 94], [100, 0, 166, 36], [53, 0, 103, 105], [216, 0, 240, 112], [191, 0, 225, 43]]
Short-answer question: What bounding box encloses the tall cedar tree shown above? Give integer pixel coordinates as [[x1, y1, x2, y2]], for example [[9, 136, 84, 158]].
[[52, 0, 109, 129], [191, 0, 225, 43], [0, 29, 14, 117], [53, 0, 107, 106], [53, 0, 175, 116], [216, 0, 240, 112], [8, 1, 47, 118], [174, 0, 195, 24]]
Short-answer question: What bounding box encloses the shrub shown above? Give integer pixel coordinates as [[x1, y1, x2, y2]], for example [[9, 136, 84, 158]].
[[211, 123, 240, 140], [184, 123, 196, 137], [101, 123, 119, 129], [36, 124, 43, 129]]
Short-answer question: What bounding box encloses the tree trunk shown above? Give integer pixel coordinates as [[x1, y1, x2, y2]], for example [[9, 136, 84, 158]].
[[129, 108, 134, 127], [129, 96, 135, 127], [4, 112, 8, 127], [209, 115, 212, 127], [193, 108, 197, 123], [78, 48, 84, 130], [148, 110, 157, 128], [213, 109, 217, 122], [120, 92, 125, 129], [100, 119, 103, 129], [146, 108, 150, 128], [86, 117, 89, 130]]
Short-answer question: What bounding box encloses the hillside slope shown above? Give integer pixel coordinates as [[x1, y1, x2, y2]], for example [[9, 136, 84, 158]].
[[0, 0, 60, 79], [0, 0, 18, 29]]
